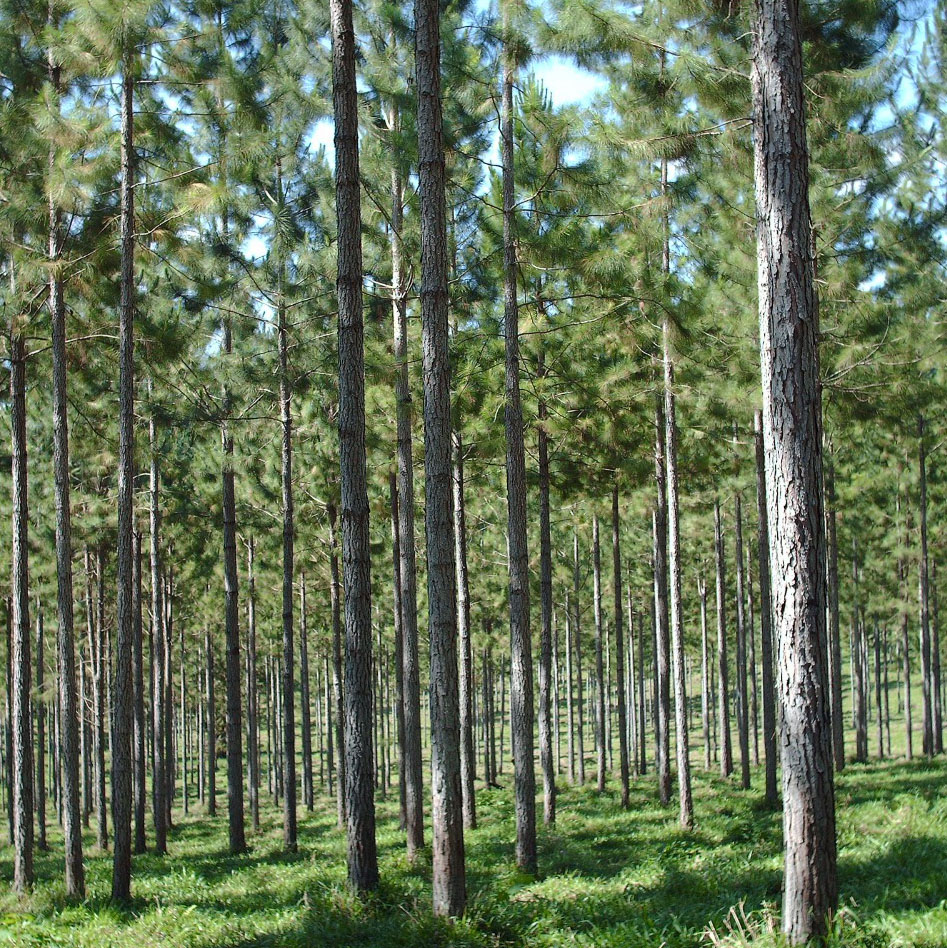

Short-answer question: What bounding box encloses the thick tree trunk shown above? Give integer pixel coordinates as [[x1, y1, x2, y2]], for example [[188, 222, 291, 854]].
[[755, 413, 779, 807], [611, 488, 630, 808], [752, 0, 838, 931], [453, 430, 477, 830], [331, 0, 378, 893], [415, 0, 467, 910]]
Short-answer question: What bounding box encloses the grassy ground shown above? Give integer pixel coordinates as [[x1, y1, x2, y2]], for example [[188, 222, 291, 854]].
[[1, 757, 946, 947]]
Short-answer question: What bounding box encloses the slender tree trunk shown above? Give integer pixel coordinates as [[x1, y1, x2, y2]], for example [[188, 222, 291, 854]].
[[9, 312, 33, 891], [573, 538, 586, 785], [331, 0, 378, 892], [754, 413, 779, 807], [328, 506, 346, 828], [246, 540, 259, 829], [453, 430, 477, 830], [149, 399, 167, 856], [566, 604, 575, 784], [133, 532, 146, 854], [592, 517, 607, 793], [300, 578, 313, 811], [898, 488, 912, 760], [735, 493, 750, 790], [824, 460, 845, 771], [653, 401, 672, 807], [932, 561, 942, 754], [388, 475, 407, 827], [752, 0, 838, 930], [499, 8, 536, 877], [47, 22, 84, 892], [611, 487, 630, 807], [919, 416, 934, 757], [35, 606, 46, 852], [699, 576, 711, 771], [714, 500, 733, 778]]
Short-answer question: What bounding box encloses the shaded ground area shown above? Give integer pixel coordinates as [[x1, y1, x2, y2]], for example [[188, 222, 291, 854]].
[[1, 758, 945, 947]]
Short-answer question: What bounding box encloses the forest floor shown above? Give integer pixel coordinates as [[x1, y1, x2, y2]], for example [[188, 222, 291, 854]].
[[1, 757, 946, 947]]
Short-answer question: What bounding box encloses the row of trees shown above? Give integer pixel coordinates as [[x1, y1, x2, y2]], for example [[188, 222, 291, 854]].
[[2, 0, 945, 941]]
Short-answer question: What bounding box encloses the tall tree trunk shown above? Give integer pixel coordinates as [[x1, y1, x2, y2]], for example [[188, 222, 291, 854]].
[[47, 19, 84, 893], [499, 8, 536, 877], [9, 312, 33, 891], [752, 0, 838, 931], [537, 378, 556, 820], [653, 402, 671, 807], [387, 101, 425, 861], [133, 532, 146, 854], [573, 538, 586, 785], [754, 413, 779, 807], [415, 0, 466, 911], [206, 626, 216, 817], [246, 539, 259, 829], [932, 561, 942, 754], [566, 603, 575, 784], [388, 475, 407, 827], [453, 430, 477, 830], [699, 575, 711, 770], [735, 493, 750, 790], [300, 578, 313, 811], [149, 397, 167, 855], [331, 0, 378, 893], [35, 606, 46, 852], [611, 487, 630, 808], [714, 500, 732, 778], [898, 487, 912, 760], [592, 517, 607, 793], [278, 278, 297, 852]]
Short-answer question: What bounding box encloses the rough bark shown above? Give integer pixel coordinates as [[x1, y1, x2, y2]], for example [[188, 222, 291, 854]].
[[415, 0, 466, 910], [331, 0, 378, 892], [752, 0, 838, 931]]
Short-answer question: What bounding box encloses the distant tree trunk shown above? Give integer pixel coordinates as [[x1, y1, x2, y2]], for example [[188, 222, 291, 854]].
[[754, 413, 778, 807], [592, 517, 607, 794], [35, 606, 46, 852], [300, 578, 313, 812], [919, 415, 934, 758], [735, 493, 750, 790], [699, 575, 711, 770], [653, 400, 671, 807], [9, 273, 34, 893], [932, 561, 942, 754], [852, 547, 868, 764], [246, 539, 259, 830], [752, 0, 838, 930], [453, 430, 477, 830], [898, 487, 912, 760], [638, 601, 647, 776], [565, 603, 576, 784], [824, 460, 845, 771], [714, 500, 732, 778], [133, 532, 146, 854], [388, 475, 407, 827], [149, 401, 167, 856], [611, 488, 630, 807], [883, 624, 892, 756], [332, 0, 378, 894], [93, 548, 107, 851], [573, 538, 586, 785], [499, 9, 536, 877], [874, 622, 883, 758], [205, 626, 216, 818], [328, 505, 346, 828]]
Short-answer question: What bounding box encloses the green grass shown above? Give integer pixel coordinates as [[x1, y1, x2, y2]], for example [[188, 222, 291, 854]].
[[2, 757, 947, 947]]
